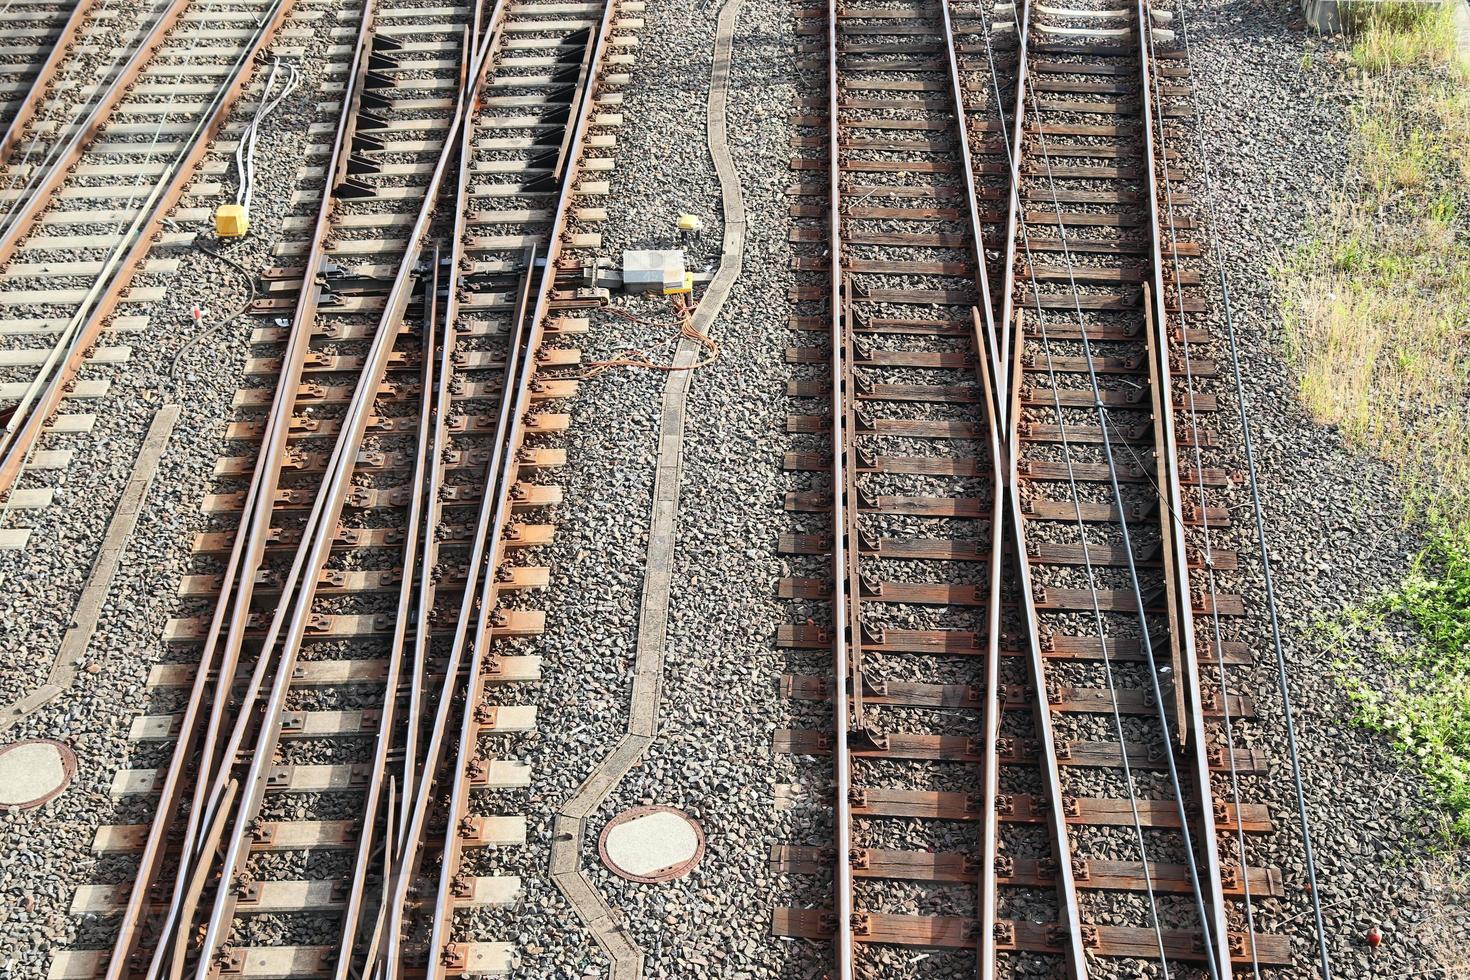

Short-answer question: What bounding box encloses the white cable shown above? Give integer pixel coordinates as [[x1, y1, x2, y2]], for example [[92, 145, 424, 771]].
[[234, 57, 299, 212]]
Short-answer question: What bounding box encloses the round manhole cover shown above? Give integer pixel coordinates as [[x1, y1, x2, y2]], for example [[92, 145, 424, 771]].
[[597, 805, 705, 884], [0, 739, 77, 809]]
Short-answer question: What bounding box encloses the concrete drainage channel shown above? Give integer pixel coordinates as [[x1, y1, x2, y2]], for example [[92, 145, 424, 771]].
[[547, 0, 746, 975]]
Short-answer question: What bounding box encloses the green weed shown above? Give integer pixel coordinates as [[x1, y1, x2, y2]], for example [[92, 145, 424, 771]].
[[1339, 525, 1470, 841]]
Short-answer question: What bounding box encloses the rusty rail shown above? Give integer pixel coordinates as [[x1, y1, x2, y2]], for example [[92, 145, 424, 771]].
[[0, 0, 106, 163], [823, 2, 856, 977], [0, 0, 295, 502], [102, 5, 377, 975]]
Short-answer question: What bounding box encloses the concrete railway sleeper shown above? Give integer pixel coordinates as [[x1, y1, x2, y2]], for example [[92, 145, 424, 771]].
[[49, 0, 638, 976], [771, 0, 1292, 976]]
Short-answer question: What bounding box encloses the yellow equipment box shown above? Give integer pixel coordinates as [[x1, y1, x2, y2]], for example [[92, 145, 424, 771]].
[[663, 273, 694, 296], [214, 204, 249, 238]]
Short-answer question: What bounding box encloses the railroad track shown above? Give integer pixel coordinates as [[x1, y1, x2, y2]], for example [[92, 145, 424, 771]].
[[773, 0, 1293, 975], [47, 0, 641, 976], [0, 0, 96, 153], [0, 0, 303, 550]]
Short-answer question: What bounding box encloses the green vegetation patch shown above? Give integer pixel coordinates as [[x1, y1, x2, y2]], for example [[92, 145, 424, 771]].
[[1339, 524, 1470, 841], [1278, 2, 1470, 839]]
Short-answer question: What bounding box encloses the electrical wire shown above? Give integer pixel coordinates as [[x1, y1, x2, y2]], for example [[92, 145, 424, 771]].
[[579, 295, 718, 378], [234, 57, 300, 212], [970, 0, 1236, 970], [170, 231, 258, 387]]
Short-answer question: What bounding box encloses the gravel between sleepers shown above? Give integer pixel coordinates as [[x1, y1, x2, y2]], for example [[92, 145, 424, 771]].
[[2, 0, 1468, 976], [0, 1, 358, 968]]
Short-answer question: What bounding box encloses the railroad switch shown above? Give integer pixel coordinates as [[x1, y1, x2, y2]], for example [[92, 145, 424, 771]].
[[214, 203, 250, 239]]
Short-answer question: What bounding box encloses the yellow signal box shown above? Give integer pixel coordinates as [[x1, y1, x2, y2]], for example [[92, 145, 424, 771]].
[[214, 203, 250, 238]]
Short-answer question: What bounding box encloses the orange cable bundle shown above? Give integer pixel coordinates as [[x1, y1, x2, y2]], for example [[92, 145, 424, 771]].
[[580, 295, 719, 379]]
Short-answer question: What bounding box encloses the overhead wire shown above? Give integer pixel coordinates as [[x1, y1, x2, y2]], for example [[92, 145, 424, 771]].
[[972, 0, 1236, 969], [966, 0, 1175, 967]]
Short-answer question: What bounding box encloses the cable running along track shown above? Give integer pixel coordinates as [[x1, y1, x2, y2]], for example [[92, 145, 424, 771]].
[[773, 0, 1300, 975]]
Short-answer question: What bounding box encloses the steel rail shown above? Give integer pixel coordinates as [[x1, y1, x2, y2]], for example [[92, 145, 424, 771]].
[[981, 12, 1178, 954], [174, 13, 470, 889], [1009, 16, 1226, 975], [0, 0, 106, 162], [381, 245, 532, 980], [969, 307, 1006, 979], [99, 3, 348, 975], [375, 11, 522, 974], [1023, 253, 1174, 972], [327, 19, 492, 963], [939, 0, 1002, 372], [998, 330, 1088, 978], [972, 2, 1090, 971], [0, 0, 293, 502], [330, 251, 444, 980], [398, 257, 460, 849], [420, 2, 618, 970], [1136, 0, 1201, 744], [394, 0, 498, 853], [1134, 3, 1231, 972], [995, 0, 1031, 395], [0, 0, 192, 267], [1170, 0, 1332, 972], [823, 1, 854, 977], [1140, 6, 1262, 971], [937, 3, 1009, 971], [1141, 7, 1263, 971], [184, 15, 502, 973], [0, 0, 161, 232], [401, 241, 534, 980], [163, 0, 378, 898]]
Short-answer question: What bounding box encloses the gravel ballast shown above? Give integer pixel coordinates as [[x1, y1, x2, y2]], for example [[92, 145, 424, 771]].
[[0, 0, 1467, 976], [0, 0, 361, 967], [1180, 0, 1470, 973]]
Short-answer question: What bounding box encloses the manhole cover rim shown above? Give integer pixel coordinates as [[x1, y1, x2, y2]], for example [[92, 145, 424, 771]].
[[0, 738, 77, 810], [596, 805, 706, 884]]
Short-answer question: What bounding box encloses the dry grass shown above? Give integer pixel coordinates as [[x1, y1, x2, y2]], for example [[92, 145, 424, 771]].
[[1282, 1, 1470, 844], [1413, 857, 1470, 968], [1278, 2, 1470, 520], [1345, 0, 1461, 72]]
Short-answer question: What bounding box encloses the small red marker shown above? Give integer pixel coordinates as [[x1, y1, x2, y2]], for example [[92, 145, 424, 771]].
[[1366, 926, 1382, 948], [192, 305, 205, 323]]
